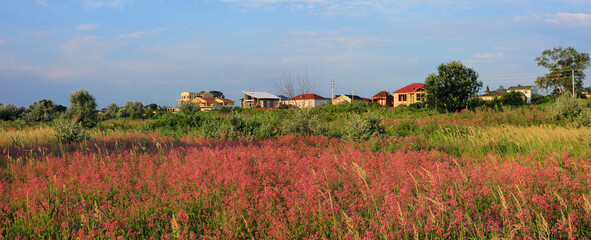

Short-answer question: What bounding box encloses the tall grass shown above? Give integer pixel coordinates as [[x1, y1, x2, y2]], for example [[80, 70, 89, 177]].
[[1, 134, 590, 238], [436, 125, 591, 159]]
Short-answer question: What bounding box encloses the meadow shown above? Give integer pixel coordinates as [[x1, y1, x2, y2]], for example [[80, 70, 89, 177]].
[[1, 103, 591, 239]]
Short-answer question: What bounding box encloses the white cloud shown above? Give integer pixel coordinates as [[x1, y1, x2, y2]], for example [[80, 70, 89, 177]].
[[473, 52, 503, 59], [77, 24, 100, 30], [119, 29, 163, 39], [0, 39, 6, 45], [36, 0, 50, 7], [59, 35, 122, 60], [546, 12, 591, 26], [81, 0, 130, 9]]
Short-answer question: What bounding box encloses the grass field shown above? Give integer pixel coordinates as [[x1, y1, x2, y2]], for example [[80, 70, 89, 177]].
[[1, 105, 590, 239]]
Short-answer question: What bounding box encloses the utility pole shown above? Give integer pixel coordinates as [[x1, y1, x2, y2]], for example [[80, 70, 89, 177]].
[[331, 80, 334, 100], [572, 69, 575, 97]]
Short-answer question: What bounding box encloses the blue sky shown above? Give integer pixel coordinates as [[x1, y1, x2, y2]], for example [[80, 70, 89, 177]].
[[1, 0, 590, 108]]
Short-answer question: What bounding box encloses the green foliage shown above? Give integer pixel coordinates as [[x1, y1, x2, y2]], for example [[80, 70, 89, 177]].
[[425, 60, 483, 112], [0, 104, 24, 121], [53, 119, 89, 143], [500, 91, 525, 106], [550, 93, 591, 127], [531, 94, 550, 105], [64, 89, 98, 128], [118, 101, 144, 119], [209, 90, 225, 98], [23, 100, 55, 123], [466, 96, 486, 111], [178, 101, 200, 115], [100, 103, 119, 121], [281, 108, 321, 135], [344, 114, 385, 140], [535, 47, 590, 95]]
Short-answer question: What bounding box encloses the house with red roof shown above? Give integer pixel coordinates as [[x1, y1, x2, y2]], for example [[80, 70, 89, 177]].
[[392, 83, 427, 107], [282, 93, 328, 108], [372, 91, 393, 107]]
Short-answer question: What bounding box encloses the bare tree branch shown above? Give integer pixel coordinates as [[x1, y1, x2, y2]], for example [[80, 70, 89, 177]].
[[275, 71, 318, 99]]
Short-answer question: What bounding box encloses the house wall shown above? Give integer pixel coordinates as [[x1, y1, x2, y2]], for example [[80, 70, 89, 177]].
[[284, 99, 328, 108], [373, 97, 393, 107], [393, 91, 426, 107], [509, 87, 538, 103]]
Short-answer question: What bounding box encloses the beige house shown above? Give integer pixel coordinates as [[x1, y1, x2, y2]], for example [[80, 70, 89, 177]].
[[507, 86, 538, 103], [392, 83, 427, 107], [189, 97, 235, 111], [175, 91, 234, 112], [240, 91, 281, 108], [332, 94, 365, 105], [479, 90, 502, 101], [177, 91, 214, 105], [282, 94, 328, 108]]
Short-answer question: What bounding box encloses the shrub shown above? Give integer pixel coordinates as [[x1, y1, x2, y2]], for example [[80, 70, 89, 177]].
[[500, 91, 525, 106], [281, 108, 321, 135], [344, 114, 385, 140], [179, 101, 200, 115], [64, 89, 98, 128], [0, 104, 24, 121], [550, 93, 591, 127], [53, 119, 89, 143]]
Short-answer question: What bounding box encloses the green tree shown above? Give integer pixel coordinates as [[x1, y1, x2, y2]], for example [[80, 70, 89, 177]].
[[0, 104, 22, 121], [500, 91, 525, 106], [209, 90, 225, 98], [99, 103, 119, 121], [117, 101, 144, 119], [424, 60, 483, 112], [179, 101, 199, 115], [23, 99, 55, 122], [535, 47, 590, 95], [65, 89, 98, 128]]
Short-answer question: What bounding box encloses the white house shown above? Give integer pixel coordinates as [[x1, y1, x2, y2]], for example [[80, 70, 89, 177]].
[[240, 91, 281, 108], [282, 94, 328, 108], [507, 86, 538, 103]]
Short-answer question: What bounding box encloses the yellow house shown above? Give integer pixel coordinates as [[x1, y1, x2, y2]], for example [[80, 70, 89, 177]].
[[332, 94, 366, 105], [192, 97, 235, 111], [392, 83, 427, 107], [177, 91, 214, 105]]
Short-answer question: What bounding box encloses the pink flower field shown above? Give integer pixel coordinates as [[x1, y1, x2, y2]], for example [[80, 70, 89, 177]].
[[1, 133, 590, 239]]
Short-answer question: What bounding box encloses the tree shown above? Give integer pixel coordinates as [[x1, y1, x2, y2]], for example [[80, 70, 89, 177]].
[[23, 99, 55, 122], [424, 60, 482, 112], [65, 89, 98, 128], [118, 101, 144, 119], [209, 91, 225, 98], [179, 101, 199, 115], [99, 103, 119, 121], [500, 91, 525, 106], [535, 47, 590, 95], [275, 71, 317, 99], [0, 104, 22, 121]]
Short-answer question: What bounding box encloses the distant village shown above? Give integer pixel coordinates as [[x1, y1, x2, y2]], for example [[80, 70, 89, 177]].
[[167, 83, 542, 112]]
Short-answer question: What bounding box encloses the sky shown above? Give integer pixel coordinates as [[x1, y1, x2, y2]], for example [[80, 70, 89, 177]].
[[1, 0, 590, 108]]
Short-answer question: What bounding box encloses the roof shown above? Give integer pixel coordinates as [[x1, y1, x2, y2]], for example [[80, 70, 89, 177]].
[[288, 94, 328, 100], [507, 86, 535, 91], [372, 91, 393, 98], [217, 98, 234, 102], [337, 94, 365, 101], [197, 97, 217, 102], [393, 83, 426, 94], [242, 91, 280, 99], [480, 90, 502, 97]]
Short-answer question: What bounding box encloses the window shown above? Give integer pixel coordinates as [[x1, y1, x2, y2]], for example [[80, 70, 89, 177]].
[[416, 93, 425, 102], [398, 94, 407, 102]]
